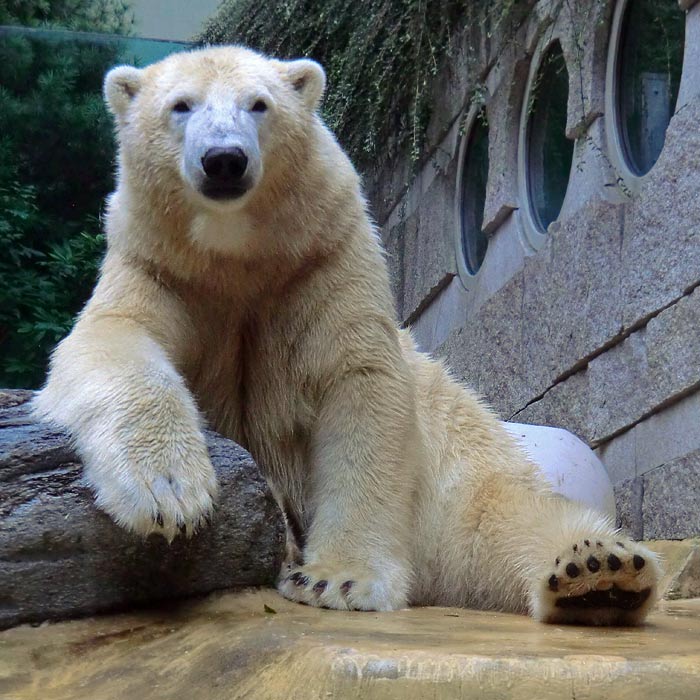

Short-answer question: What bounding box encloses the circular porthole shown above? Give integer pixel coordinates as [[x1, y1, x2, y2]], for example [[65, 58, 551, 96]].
[[455, 108, 489, 284], [609, 0, 685, 179], [523, 40, 574, 239]]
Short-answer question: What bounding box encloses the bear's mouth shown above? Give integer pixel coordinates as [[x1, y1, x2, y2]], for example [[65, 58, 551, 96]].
[[200, 183, 251, 201]]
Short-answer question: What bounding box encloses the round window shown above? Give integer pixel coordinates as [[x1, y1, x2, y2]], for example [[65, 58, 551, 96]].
[[525, 41, 574, 234], [615, 0, 685, 176], [459, 110, 489, 277]]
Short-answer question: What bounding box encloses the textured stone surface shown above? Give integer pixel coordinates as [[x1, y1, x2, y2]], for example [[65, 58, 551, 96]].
[[521, 199, 624, 399], [596, 389, 700, 487], [3, 591, 700, 700], [588, 288, 700, 443], [410, 276, 468, 353], [621, 96, 700, 327], [391, 157, 459, 323], [0, 391, 285, 630], [559, 0, 612, 138], [516, 289, 700, 445], [512, 370, 590, 437], [678, 5, 700, 105], [614, 476, 644, 540], [595, 428, 636, 484], [643, 451, 700, 540], [482, 48, 528, 232], [437, 272, 528, 419]]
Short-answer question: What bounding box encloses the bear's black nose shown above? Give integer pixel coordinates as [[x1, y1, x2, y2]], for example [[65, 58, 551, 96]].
[[201, 147, 248, 184]]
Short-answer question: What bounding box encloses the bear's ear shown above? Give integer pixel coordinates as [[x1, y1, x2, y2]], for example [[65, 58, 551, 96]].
[[104, 65, 143, 118], [284, 59, 326, 111]]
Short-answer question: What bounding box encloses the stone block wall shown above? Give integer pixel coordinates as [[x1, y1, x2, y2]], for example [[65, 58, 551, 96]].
[[365, 0, 700, 539]]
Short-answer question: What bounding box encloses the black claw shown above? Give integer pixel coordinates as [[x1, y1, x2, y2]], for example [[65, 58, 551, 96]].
[[294, 575, 309, 587], [555, 557, 560, 566], [596, 541, 603, 547], [566, 563, 580, 578], [548, 574, 559, 592], [313, 580, 328, 594], [288, 571, 303, 583], [340, 580, 354, 596], [633, 554, 646, 570], [608, 553, 622, 571], [584, 540, 590, 547], [616, 541, 626, 549], [586, 555, 601, 573], [573, 544, 578, 552], [155, 512, 164, 528]]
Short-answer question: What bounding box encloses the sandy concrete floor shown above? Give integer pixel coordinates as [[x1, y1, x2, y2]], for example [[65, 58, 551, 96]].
[[1, 590, 699, 700]]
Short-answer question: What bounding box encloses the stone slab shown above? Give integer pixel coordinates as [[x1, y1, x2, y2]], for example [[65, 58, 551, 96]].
[[621, 95, 700, 327], [643, 451, 700, 540], [596, 391, 700, 485], [678, 3, 700, 105], [0, 391, 285, 630], [588, 287, 700, 443], [2, 591, 700, 700], [521, 199, 624, 400], [560, 0, 612, 138], [436, 271, 528, 419], [516, 289, 700, 446], [614, 476, 643, 540], [511, 369, 590, 437]]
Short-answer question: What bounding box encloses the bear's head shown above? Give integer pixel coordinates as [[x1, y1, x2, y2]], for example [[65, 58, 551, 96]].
[[104, 46, 326, 220]]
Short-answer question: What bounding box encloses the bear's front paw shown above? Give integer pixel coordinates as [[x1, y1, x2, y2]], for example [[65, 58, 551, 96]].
[[277, 562, 407, 611], [87, 436, 218, 541], [533, 536, 661, 626]]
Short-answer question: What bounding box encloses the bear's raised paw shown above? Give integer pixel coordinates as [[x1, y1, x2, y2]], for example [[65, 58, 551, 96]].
[[533, 536, 661, 626]]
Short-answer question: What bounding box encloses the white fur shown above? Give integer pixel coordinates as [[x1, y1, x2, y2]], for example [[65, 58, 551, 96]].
[[35, 46, 661, 624]]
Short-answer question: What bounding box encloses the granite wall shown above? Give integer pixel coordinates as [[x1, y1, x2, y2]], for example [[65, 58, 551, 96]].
[[365, 0, 700, 539]]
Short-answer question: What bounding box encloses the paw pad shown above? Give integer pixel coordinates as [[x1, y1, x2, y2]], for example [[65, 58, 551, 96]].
[[538, 536, 659, 625]]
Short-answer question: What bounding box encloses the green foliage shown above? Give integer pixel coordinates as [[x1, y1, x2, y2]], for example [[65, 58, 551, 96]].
[[0, 179, 104, 387], [198, 0, 518, 168], [0, 0, 134, 34], [0, 2, 132, 388]]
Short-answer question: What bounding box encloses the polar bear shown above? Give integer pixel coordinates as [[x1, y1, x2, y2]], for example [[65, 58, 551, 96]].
[[34, 46, 660, 625]]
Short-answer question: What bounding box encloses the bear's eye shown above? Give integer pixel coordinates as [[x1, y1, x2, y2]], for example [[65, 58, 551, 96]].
[[251, 100, 268, 113], [172, 101, 191, 114]]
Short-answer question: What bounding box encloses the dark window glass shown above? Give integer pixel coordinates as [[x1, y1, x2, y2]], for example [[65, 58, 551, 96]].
[[526, 41, 573, 233], [616, 0, 685, 176], [460, 111, 489, 276]]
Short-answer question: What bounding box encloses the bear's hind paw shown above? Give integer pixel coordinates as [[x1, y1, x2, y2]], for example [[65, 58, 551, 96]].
[[533, 536, 661, 626]]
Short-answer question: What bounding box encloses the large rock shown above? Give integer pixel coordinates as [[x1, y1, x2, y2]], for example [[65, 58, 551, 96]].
[[0, 390, 285, 630]]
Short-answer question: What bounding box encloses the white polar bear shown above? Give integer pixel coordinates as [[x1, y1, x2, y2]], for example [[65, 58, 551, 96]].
[[34, 46, 660, 625]]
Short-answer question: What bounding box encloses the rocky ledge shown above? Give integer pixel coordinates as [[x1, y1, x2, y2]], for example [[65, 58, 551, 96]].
[[0, 389, 285, 630]]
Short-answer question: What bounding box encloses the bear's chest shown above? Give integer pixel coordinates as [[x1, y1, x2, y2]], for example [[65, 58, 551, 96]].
[[186, 301, 318, 480]]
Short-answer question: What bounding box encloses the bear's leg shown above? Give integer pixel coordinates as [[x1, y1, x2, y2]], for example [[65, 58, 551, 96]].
[[472, 484, 662, 625], [34, 315, 217, 540], [277, 370, 417, 611]]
